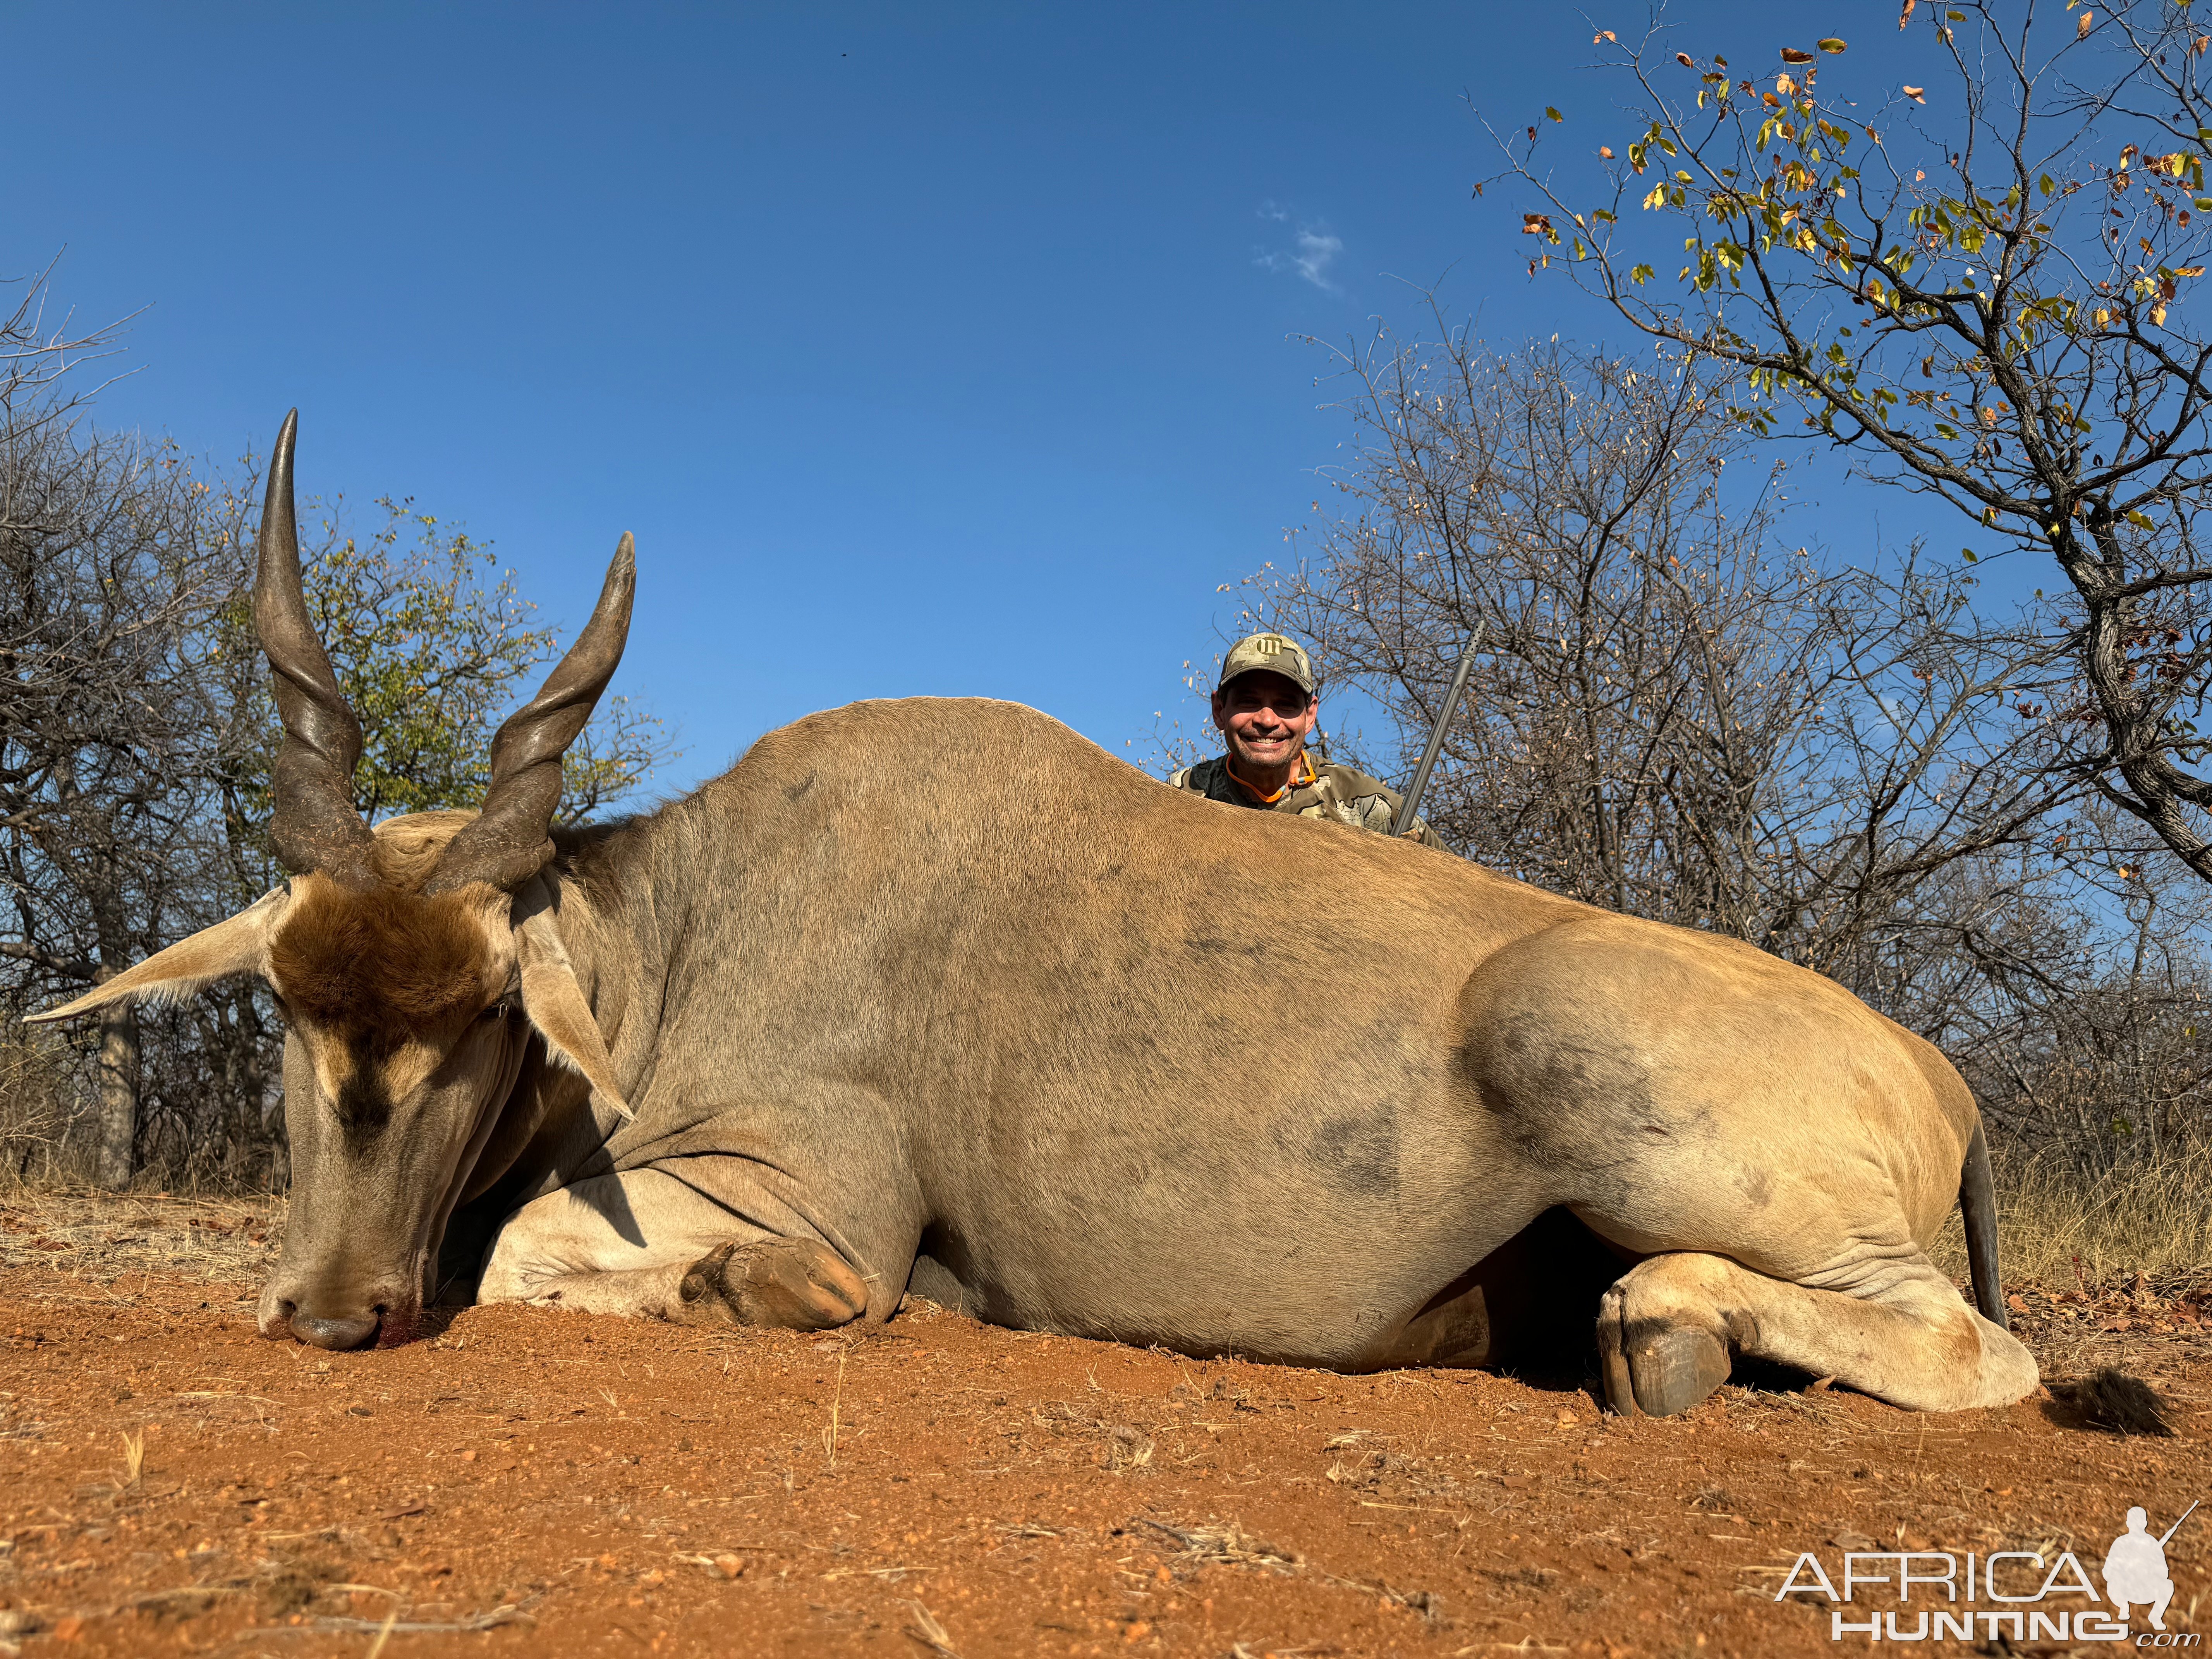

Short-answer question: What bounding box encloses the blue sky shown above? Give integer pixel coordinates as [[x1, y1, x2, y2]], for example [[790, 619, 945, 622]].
[[6, 3, 1945, 795]]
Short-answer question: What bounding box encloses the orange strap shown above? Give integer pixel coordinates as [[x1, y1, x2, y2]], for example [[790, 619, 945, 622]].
[[1226, 752, 1316, 805]]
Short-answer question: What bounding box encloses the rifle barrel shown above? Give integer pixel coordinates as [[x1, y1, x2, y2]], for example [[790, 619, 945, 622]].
[[2158, 1499, 2199, 1547], [1394, 623, 1486, 836]]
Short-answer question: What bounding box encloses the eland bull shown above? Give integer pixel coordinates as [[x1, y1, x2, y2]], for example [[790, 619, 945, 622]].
[[31, 412, 2040, 1419]]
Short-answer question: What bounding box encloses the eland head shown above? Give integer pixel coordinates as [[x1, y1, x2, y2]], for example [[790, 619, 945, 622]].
[[29, 411, 637, 1349]]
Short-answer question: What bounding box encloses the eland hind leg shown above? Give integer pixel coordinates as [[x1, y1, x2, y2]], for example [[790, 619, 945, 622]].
[[1591, 1245, 2037, 1416], [1559, 1091, 2039, 1415], [1459, 915, 2040, 1416]]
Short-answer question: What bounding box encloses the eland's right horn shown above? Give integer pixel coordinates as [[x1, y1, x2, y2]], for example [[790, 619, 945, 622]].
[[254, 410, 378, 889]]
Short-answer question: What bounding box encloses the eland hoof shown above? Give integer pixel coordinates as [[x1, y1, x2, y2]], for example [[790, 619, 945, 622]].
[[677, 1237, 867, 1331], [1625, 1324, 1731, 1417]]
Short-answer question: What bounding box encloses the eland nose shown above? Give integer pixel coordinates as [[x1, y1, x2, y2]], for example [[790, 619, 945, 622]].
[[288, 1309, 381, 1350]]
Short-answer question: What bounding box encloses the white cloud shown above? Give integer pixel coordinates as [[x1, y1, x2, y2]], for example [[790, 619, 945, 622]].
[[1255, 213, 1344, 292]]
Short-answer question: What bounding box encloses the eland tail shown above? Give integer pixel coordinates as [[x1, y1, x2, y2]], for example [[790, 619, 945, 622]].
[[1961, 1118, 2007, 1330]]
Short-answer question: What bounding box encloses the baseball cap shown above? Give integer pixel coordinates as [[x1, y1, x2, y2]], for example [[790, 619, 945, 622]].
[[1217, 633, 1317, 696]]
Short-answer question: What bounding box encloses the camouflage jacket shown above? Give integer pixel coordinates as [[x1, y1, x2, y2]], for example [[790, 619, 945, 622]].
[[1167, 754, 1445, 849]]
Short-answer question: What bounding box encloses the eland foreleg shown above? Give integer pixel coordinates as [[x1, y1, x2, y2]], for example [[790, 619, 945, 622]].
[[477, 1165, 871, 1332]]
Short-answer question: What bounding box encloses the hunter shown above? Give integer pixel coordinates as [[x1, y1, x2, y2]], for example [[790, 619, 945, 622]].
[[1169, 633, 1444, 848]]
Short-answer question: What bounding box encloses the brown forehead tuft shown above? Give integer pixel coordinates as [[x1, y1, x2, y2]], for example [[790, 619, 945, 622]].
[[269, 879, 497, 1043]]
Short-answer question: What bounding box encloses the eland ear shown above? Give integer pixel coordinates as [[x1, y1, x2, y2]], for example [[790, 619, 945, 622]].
[[512, 884, 634, 1122], [24, 887, 290, 1025]]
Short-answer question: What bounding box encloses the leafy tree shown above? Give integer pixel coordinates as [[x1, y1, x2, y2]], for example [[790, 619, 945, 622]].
[[1497, 0, 2212, 884]]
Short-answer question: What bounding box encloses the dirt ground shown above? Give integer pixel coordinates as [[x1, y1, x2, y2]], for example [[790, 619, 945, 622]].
[[0, 1195, 2202, 1659]]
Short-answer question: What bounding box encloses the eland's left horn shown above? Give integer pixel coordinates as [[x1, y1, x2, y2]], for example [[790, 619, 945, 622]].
[[426, 534, 637, 895]]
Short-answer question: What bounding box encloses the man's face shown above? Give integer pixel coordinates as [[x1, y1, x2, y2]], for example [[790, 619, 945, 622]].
[[1211, 670, 1318, 771]]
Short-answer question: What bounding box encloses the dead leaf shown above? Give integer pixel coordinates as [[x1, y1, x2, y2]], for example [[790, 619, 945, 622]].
[[1899, 0, 1917, 27], [1781, 46, 1815, 64], [1676, 52, 1695, 67], [2078, 9, 2095, 38], [1903, 85, 1926, 103]]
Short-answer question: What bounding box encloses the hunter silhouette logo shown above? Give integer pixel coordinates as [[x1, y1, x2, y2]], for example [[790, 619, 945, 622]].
[[2106, 1501, 2196, 1633]]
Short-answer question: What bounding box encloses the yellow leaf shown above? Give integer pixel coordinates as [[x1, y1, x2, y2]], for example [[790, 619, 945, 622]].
[[1818, 38, 1847, 53]]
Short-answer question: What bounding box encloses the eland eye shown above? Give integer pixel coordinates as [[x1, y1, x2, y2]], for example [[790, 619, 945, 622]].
[[478, 1001, 512, 1025]]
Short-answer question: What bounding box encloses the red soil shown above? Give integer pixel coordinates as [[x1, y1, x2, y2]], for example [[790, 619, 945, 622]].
[[0, 1198, 2203, 1657]]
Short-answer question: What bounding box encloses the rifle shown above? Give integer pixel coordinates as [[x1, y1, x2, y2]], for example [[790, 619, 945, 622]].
[[2158, 1499, 2199, 1547], [1393, 623, 1486, 838]]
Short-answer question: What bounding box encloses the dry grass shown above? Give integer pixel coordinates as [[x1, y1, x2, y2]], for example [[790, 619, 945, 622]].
[[1136, 1516, 1303, 1574], [0, 1188, 283, 1281], [902, 1601, 964, 1658], [0, 1033, 76, 1184], [1136, 1514, 1444, 1619], [1930, 1137, 2212, 1290]]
